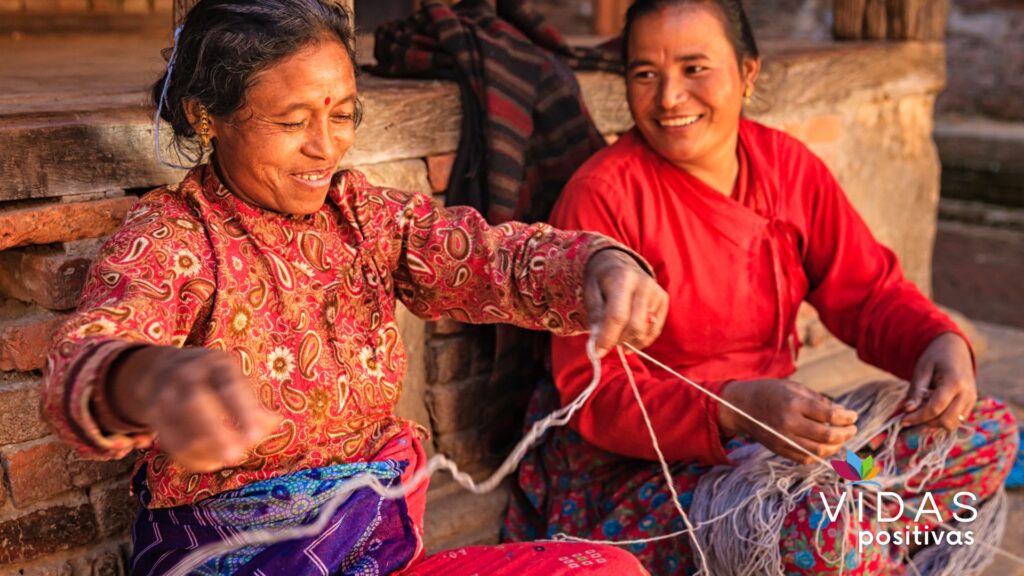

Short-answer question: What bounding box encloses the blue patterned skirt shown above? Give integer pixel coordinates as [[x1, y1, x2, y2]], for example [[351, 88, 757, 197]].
[[129, 461, 418, 576]]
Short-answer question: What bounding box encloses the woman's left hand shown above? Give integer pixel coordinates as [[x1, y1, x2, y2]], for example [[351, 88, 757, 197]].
[[583, 249, 669, 357], [902, 332, 977, 431]]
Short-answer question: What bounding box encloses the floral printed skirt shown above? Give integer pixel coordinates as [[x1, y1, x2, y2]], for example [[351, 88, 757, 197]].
[[503, 381, 1019, 575]]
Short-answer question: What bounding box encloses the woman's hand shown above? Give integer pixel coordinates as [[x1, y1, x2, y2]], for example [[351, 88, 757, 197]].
[[718, 379, 858, 464], [902, 332, 977, 431], [106, 346, 281, 472], [584, 249, 669, 357]]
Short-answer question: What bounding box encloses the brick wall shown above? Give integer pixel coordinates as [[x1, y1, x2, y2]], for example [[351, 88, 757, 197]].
[[0, 151, 499, 572], [0, 196, 138, 575], [0, 0, 170, 12]]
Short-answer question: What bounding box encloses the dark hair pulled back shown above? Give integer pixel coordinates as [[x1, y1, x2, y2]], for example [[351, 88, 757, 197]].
[[152, 0, 359, 165], [621, 0, 759, 67]]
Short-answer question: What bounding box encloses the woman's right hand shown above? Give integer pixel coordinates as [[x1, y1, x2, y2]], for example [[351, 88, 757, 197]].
[[107, 346, 281, 472], [717, 379, 858, 464]]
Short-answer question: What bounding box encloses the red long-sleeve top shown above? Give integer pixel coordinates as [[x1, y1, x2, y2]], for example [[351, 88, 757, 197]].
[[548, 121, 966, 465]]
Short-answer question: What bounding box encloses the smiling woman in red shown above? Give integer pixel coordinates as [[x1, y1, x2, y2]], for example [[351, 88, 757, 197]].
[[504, 0, 1019, 574]]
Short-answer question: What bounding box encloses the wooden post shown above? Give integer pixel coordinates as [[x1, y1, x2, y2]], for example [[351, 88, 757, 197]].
[[863, 0, 888, 40], [594, 0, 630, 37], [833, 0, 948, 41], [915, 0, 950, 41], [833, 0, 867, 40]]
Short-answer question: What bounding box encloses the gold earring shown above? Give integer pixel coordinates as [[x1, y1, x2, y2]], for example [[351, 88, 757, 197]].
[[743, 85, 754, 104], [198, 106, 212, 150]]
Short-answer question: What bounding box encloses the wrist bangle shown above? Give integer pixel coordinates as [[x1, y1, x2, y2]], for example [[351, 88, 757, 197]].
[[90, 343, 150, 433]]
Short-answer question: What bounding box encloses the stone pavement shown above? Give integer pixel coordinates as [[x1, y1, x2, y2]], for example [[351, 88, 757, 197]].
[[976, 321, 1024, 575]]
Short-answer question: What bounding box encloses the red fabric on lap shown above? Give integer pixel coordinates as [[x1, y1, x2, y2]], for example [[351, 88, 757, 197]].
[[404, 542, 649, 575]]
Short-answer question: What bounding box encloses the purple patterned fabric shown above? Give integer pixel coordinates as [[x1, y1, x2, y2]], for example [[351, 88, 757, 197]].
[[130, 462, 417, 576]]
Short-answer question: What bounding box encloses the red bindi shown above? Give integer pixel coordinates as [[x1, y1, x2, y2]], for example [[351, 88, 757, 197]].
[[324, 97, 331, 105]]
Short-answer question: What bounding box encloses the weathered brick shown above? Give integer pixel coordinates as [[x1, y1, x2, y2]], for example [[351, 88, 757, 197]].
[[432, 429, 490, 469], [68, 452, 133, 488], [1, 437, 73, 506], [428, 318, 463, 337], [426, 153, 455, 193], [121, 0, 150, 12], [424, 375, 489, 435], [802, 114, 843, 144], [359, 159, 432, 194], [76, 546, 127, 576], [0, 501, 98, 564], [5, 553, 75, 576], [8, 538, 129, 576], [426, 336, 472, 386], [56, 0, 88, 10], [781, 121, 806, 141], [89, 0, 121, 12], [469, 328, 495, 376], [0, 242, 99, 310], [0, 196, 134, 251], [23, 0, 58, 11], [0, 304, 66, 371], [0, 372, 49, 445], [89, 479, 136, 537]]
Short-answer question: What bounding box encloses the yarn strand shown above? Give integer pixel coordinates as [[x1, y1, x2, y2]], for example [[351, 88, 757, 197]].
[[616, 345, 710, 575], [163, 338, 1023, 575]]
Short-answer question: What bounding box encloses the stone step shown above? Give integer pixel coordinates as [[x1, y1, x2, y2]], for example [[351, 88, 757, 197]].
[[423, 478, 510, 553], [939, 198, 1024, 231], [936, 115, 1024, 208]]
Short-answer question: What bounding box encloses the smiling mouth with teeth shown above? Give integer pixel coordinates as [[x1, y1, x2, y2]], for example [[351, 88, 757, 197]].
[[295, 171, 331, 182], [659, 115, 702, 128]]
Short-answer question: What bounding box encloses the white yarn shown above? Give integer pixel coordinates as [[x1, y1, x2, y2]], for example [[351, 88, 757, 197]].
[[615, 345, 709, 575], [166, 334, 608, 575], [163, 338, 1022, 575]]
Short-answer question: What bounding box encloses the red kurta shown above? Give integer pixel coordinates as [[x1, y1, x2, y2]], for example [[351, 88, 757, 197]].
[[548, 120, 965, 465]]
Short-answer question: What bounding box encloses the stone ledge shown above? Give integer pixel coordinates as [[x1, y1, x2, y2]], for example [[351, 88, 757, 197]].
[[0, 77, 461, 203], [0, 39, 945, 203], [936, 115, 1024, 207], [936, 115, 1024, 170]]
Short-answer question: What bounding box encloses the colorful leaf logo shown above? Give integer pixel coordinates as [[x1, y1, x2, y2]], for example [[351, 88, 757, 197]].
[[830, 449, 881, 484]]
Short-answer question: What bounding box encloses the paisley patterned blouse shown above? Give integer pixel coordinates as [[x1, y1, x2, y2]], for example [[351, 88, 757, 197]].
[[42, 164, 631, 509]]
